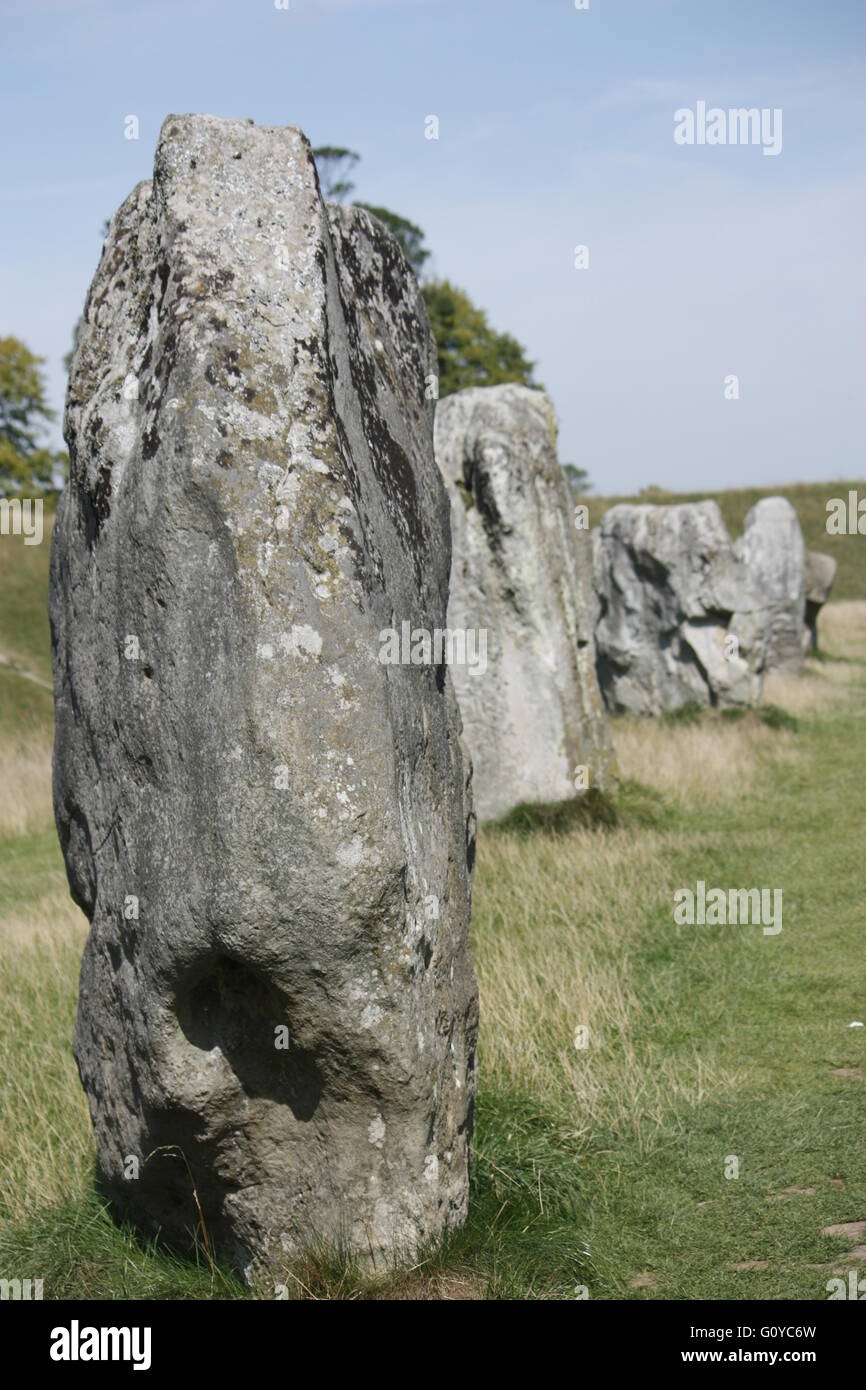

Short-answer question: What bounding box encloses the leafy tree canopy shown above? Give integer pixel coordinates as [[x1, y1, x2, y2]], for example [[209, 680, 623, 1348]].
[[311, 149, 431, 274], [0, 336, 67, 495], [562, 463, 592, 495], [421, 280, 538, 398], [311, 146, 360, 203]]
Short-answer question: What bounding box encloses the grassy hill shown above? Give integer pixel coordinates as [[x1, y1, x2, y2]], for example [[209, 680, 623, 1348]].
[[585, 481, 866, 602]]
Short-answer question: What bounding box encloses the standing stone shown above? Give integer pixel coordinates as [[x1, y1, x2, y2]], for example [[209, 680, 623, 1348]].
[[803, 550, 838, 651], [49, 114, 478, 1276], [434, 383, 615, 822], [734, 497, 806, 672], [593, 501, 765, 715]]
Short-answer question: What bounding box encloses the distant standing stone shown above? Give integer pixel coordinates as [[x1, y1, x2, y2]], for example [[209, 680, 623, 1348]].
[[434, 383, 615, 821], [735, 497, 806, 672], [803, 550, 838, 650], [593, 501, 766, 715]]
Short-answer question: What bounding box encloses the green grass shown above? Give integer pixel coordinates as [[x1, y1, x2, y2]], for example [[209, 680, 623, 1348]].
[[466, 657, 866, 1299], [0, 505, 56, 744], [585, 480, 866, 602], [0, 501, 56, 684]]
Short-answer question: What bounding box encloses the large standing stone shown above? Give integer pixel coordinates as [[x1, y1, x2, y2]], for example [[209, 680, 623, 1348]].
[[734, 497, 806, 672], [49, 114, 478, 1276], [593, 501, 765, 715], [803, 550, 838, 651], [434, 383, 615, 822]]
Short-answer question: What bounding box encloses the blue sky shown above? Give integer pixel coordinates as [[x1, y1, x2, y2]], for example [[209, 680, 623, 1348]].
[[2, 0, 864, 493]]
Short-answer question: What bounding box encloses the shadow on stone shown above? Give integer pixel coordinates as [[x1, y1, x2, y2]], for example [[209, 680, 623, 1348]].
[[175, 956, 324, 1119]]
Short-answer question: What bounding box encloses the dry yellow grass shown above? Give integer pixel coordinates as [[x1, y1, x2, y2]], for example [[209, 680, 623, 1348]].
[[761, 603, 865, 714], [0, 720, 90, 1221], [762, 664, 850, 715], [612, 713, 794, 804], [473, 825, 744, 1148], [0, 889, 91, 1224], [0, 884, 86, 954], [818, 599, 866, 654], [611, 600, 866, 800], [0, 740, 53, 837]]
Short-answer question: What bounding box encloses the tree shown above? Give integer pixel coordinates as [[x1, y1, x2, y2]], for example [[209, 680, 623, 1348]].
[[421, 280, 538, 398], [63, 321, 79, 375], [562, 464, 592, 495], [0, 336, 67, 495], [312, 146, 360, 203], [355, 204, 430, 276], [311, 148, 538, 399], [311, 149, 431, 273]]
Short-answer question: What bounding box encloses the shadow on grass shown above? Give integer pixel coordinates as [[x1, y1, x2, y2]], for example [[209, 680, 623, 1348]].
[[721, 703, 799, 732], [663, 700, 799, 733], [808, 648, 863, 667], [0, 1091, 597, 1300], [661, 701, 706, 727], [0, 1182, 248, 1301], [756, 703, 799, 731], [486, 780, 672, 837]]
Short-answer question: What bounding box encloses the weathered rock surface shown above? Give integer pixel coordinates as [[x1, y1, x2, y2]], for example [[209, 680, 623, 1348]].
[[593, 501, 766, 715], [803, 550, 837, 651], [734, 497, 806, 672], [49, 113, 478, 1276], [434, 383, 615, 822]]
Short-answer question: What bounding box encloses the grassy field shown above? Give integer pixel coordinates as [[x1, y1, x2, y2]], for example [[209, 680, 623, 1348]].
[[1, 513, 865, 1299], [586, 481, 866, 602]]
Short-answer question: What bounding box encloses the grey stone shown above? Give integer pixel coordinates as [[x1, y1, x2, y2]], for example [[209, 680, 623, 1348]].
[[434, 383, 615, 822], [593, 501, 765, 715], [49, 113, 478, 1277], [734, 497, 806, 672], [803, 550, 838, 650]]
